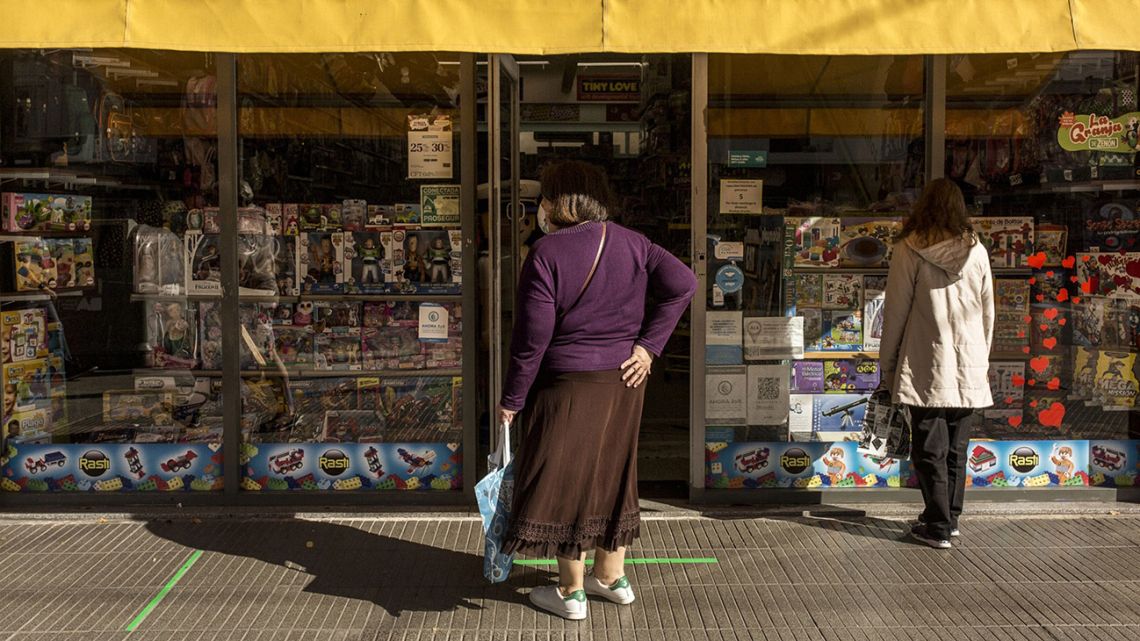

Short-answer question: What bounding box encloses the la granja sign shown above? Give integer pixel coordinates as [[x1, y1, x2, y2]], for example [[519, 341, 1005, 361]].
[[1057, 111, 1140, 153]]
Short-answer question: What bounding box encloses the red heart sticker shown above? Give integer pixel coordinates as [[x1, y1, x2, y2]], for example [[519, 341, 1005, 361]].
[[1080, 281, 1092, 292], [1056, 290, 1070, 302], [1046, 271, 1055, 278], [1011, 375, 1025, 387], [1022, 315, 1033, 324], [1062, 256, 1076, 268], [1028, 277, 1037, 285], [1028, 378, 1038, 386], [1029, 400, 1039, 408], [1047, 377, 1061, 390], [1022, 346, 1031, 354], [1073, 296, 1082, 305], [1059, 318, 1067, 326], [1070, 276, 1079, 283], [1029, 356, 1050, 374], [1036, 295, 1045, 302], [1043, 308, 1059, 320], [1008, 415, 1023, 427], [1081, 255, 1091, 262], [1038, 402, 1066, 428], [1027, 252, 1047, 269], [1004, 396, 1014, 405], [1043, 337, 1058, 350], [1039, 324, 1049, 332]]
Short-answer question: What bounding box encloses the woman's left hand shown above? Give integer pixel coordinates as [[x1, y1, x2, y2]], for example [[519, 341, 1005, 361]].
[[621, 345, 653, 388], [496, 404, 517, 427]]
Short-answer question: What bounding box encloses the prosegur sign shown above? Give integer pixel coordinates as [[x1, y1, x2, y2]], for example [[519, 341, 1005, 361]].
[[1057, 111, 1140, 153], [577, 75, 640, 102]]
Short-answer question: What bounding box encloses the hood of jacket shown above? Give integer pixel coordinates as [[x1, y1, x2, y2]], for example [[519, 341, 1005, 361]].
[[905, 234, 975, 282]]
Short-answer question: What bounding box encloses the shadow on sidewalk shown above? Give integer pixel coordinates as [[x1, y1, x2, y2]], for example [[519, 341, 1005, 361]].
[[145, 517, 548, 616], [699, 506, 929, 547]]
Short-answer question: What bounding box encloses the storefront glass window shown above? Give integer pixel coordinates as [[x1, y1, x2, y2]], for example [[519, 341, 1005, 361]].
[[234, 54, 465, 492], [1, 50, 223, 492], [945, 52, 1140, 489], [703, 55, 926, 490]]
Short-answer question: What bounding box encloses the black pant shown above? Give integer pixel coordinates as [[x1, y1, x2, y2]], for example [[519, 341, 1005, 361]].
[[908, 406, 977, 539]]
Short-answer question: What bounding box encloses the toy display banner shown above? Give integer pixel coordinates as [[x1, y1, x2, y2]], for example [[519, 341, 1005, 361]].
[[1089, 440, 1139, 487], [1057, 111, 1140, 153], [965, 440, 1089, 488], [706, 441, 903, 490], [242, 442, 461, 491], [708, 440, 1110, 490], [2, 443, 221, 492]]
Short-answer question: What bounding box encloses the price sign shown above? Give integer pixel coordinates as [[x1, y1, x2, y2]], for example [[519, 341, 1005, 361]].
[[408, 114, 453, 179]]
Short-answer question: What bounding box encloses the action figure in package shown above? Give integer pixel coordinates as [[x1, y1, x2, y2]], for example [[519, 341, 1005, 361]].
[[146, 302, 197, 368], [237, 234, 277, 296], [273, 236, 299, 296], [345, 232, 386, 293], [299, 232, 344, 293]]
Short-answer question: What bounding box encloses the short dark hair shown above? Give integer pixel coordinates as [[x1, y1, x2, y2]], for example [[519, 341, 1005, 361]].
[[540, 160, 612, 225]]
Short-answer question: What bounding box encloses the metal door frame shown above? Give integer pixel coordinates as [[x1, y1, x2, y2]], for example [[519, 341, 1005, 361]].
[[487, 54, 521, 456]]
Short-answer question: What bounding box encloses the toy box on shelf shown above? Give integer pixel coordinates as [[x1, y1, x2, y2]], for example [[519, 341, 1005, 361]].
[[184, 231, 222, 295], [2, 193, 92, 232], [970, 217, 1034, 268], [300, 232, 345, 293]]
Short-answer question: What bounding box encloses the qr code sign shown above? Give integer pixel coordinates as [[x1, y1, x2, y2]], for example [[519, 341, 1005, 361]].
[[754, 377, 781, 400]]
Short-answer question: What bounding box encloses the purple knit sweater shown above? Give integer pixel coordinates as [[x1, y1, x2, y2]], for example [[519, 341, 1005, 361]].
[[500, 221, 697, 411]]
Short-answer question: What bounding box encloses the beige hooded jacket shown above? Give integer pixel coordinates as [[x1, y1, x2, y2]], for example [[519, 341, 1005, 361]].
[[879, 233, 995, 408]]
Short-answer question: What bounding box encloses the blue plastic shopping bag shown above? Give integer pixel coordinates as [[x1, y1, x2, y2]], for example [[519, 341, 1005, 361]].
[[475, 420, 515, 583]]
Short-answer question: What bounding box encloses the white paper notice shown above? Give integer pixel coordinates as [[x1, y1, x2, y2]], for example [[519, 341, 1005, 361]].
[[747, 365, 790, 425], [719, 179, 763, 214], [705, 367, 747, 425], [418, 303, 449, 342], [788, 394, 814, 435], [743, 316, 804, 360], [408, 114, 454, 179], [705, 311, 743, 364]]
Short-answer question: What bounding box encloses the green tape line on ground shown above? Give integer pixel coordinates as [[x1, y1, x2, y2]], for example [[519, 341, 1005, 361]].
[[514, 557, 717, 566], [125, 549, 203, 632]]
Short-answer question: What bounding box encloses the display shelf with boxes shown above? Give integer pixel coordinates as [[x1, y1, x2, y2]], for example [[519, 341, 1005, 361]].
[[231, 51, 470, 492]]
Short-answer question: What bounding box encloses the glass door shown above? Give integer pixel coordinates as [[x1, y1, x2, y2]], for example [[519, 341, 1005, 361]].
[[487, 54, 521, 453]]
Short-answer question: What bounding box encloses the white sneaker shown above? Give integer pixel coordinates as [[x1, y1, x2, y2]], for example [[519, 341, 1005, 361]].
[[529, 585, 588, 620], [584, 574, 636, 605]]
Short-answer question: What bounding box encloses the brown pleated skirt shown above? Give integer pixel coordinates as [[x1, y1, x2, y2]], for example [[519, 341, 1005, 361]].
[[502, 369, 645, 559]]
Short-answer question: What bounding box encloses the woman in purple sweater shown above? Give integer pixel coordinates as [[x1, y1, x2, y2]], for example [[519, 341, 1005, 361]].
[[496, 161, 697, 620]]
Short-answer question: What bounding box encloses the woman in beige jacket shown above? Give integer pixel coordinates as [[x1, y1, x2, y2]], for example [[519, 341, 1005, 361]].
[[879, 178, 994, 550]]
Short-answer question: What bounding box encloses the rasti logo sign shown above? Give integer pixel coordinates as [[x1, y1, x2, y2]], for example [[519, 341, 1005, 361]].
[[319, 449, 350, 476], [780, 447, 812, 475], [79, 450, 111, 477], [1009, 446, 1040, 474]]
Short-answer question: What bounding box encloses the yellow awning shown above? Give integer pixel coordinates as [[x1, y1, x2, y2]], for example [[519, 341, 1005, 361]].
[[606, 0, 1083, 54], [0, 0, 604, 53], [0, 0, 1137, 53]]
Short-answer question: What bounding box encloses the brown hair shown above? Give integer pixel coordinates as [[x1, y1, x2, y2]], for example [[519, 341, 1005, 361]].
[[899, 178, 975, 247], [539, 160, 612, 226]]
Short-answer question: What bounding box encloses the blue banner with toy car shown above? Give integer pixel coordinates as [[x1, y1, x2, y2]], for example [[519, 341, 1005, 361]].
[[1, 443, 222, 492], [241, 442, 461, 491], [1088, 440, 1139, 488], [963, 440, 1088, 488]]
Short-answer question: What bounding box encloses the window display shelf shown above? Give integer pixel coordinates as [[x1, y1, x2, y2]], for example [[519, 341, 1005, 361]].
[[134, 368, 461, 379], [1, 290, 84, 302], [131, 293, 464, 304]]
